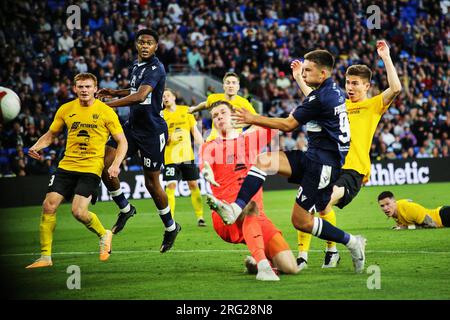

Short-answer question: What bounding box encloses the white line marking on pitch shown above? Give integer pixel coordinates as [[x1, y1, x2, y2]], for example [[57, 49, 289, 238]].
[[2, 249, 450, 257]]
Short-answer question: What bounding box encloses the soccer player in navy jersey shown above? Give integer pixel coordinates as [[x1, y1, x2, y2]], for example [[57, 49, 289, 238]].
[[97, 29, 180, 253], [207, 50, 366, 272]]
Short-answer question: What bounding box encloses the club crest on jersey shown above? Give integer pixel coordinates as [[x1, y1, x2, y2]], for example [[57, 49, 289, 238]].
[[151, 65, 157, 70], [92, 114, 99, 122]]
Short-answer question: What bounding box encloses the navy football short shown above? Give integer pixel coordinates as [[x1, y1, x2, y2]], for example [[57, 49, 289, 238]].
[[163, 161, 200, 182], [107, 123, 168, 172], [285, 150, 340, 212]]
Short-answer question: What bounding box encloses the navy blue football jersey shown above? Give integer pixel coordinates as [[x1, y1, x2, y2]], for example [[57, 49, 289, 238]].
[[292, 78, 350, 167], [128, 56, 167, 134]]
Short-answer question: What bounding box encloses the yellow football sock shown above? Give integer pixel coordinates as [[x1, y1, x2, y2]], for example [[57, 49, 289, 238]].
[[166, 187, 176, 218], [40, 213, 56, 256], [297, 230, 312, 256], [85, 212, 106, 238], [190, 187, 203, 219], [320, 209, 337, 251]]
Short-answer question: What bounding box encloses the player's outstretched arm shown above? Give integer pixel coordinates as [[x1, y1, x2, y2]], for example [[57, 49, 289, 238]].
[[377, 40, 402, 107], [188, 101, 207, 114], [106, 85, 152, 108], [291, 59, 313, 97], [108, 132, 128, 178], [191, 124, 204, 146], [97, 88, 131, 99], [28, 130, 59, 160], [232, 108, 299, 132]]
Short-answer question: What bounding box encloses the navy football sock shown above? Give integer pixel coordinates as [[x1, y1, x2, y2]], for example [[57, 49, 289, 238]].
[[235, 166, 267, 209], [158, 206, 175, 231], [311, 217, 350, 244], [109, 189, 130, 212]]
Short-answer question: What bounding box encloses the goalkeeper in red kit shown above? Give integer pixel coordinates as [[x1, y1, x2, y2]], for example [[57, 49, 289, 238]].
[[200, 100, 299, 281]]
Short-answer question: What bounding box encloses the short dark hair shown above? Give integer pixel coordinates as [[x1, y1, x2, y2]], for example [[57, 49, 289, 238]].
[[304, 49, 335, 71], [223, 72, 240, 83], [346, 65, 372, 82], [378, 191, 395, 201], [135, 29, 159, 43]]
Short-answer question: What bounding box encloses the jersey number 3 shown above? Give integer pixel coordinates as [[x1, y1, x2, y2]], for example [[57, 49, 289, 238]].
[[338, 112, 350, 144]]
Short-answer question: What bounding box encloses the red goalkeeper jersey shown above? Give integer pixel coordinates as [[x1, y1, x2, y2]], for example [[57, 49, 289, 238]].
[[200, 128, 277, 214]]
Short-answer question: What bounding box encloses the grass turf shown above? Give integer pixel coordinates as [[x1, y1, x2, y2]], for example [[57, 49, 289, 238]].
[[1, 182, 449, 300]]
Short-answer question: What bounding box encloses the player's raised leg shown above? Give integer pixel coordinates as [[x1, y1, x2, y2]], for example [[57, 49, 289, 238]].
[[102, 145, 136, 234], [207, 151, 292, 224], [25, 192, 63, 269], [71, 194, 112, 261], [291, 202, 366, 273], [144, 169, 181, 253]]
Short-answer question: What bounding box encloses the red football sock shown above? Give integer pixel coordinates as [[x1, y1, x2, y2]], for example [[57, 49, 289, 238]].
[[242, 215, 266, 263]]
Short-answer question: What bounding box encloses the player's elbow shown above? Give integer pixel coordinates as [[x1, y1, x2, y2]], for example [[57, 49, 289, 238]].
[[392, 86, 402, 96]]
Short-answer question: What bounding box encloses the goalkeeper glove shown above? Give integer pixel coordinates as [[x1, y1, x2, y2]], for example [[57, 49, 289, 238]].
[[201, 161, 220, 187]]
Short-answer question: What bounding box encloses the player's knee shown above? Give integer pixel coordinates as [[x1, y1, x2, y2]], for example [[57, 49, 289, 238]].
[[42, 199, 58, 214], [291, 214, 313, 232], [187, 181, 198, 190], [71, 207, 88, 222], [255, 154, 271, 171], [166, 182, 177, 190], [282, 262, 300, 275]]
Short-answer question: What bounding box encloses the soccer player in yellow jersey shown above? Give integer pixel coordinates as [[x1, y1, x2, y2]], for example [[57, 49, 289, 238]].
[[25, 73, 127, 268], [294, 40, 402, 270], [378, 191, 450, 229], [188, 72, 257, 141], [162, 88, 205, 226]]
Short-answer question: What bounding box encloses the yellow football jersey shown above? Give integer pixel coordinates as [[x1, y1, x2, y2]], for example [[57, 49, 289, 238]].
[[49, 99, 123, 177], [395, 199, 443, 227], [342, 94, 390, 183], [163, 105, 196, 164], [206, 93, 257, 141]]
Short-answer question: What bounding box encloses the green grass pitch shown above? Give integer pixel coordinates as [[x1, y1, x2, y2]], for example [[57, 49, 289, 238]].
[[1, 182, 449, 300]]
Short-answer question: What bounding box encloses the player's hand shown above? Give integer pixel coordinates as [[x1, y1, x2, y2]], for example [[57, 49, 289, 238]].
[[290, 59, 303, 80], [376, 40, 390, 59], [201, 161, 220, 187], [28, 147, 41, 160], [96, 88, 116, 99], [108, 164, 121, 179], [231, 108, 253, 127]]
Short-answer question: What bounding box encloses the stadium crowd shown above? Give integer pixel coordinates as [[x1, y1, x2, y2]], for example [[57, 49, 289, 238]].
[[0, 0, 448, 177]]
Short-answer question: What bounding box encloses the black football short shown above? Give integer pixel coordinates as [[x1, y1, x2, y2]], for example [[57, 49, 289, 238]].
[[48, 168, 100, 203], [107, 122, 168, 172], [439, 206, 450, 227], [285, 150, 340, 213], [334, 169, 364, 209], [163, 161, 200, 182]]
